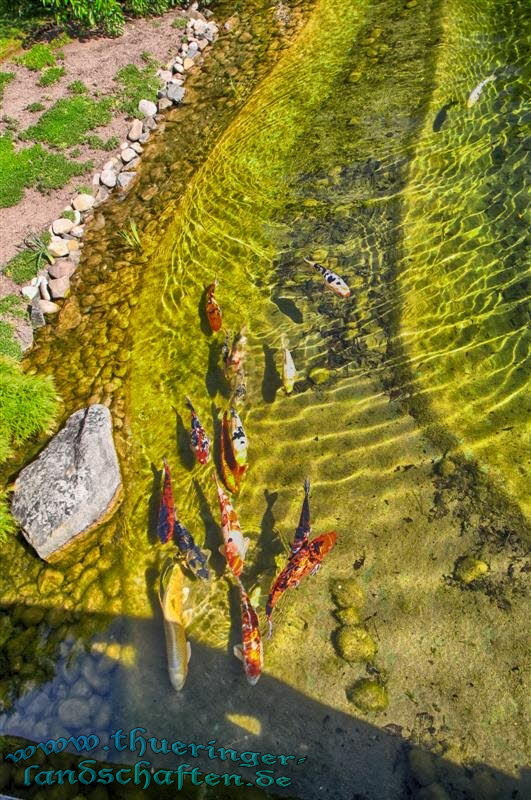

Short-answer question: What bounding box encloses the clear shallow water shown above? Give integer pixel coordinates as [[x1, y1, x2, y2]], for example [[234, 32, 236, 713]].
[[0, 1, 529, 799]]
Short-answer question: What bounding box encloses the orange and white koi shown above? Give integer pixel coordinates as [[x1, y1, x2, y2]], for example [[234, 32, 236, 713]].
[[230, 367, 247, 407], [219, 410, 247, 495], [214, 475, 250, 578], [224, 327, 248, 375], [157, 458, 176, 544], [205, 279, 222, 332], [280, 333, 297, 394], [233, 578, 263, 685], [266, 531, 337, 635], [158, 560, 191, 691], [185, 396, 211, 465], [304, 257, 351, 298]]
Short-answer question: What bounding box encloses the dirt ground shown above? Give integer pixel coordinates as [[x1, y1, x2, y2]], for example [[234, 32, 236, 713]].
[[0, 8, 189, 265]]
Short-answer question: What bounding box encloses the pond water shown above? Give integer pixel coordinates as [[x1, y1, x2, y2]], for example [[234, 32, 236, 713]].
[[1, 1, 529, 799]]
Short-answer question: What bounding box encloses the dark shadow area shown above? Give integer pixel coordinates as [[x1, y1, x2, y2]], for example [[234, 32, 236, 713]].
[[198, 284, 212, 337], [271, 295, 304, 324], [205, 338, 230, 399], [193, 478, 225, 577], [174, 408, 196, 472], [261, 344, 283, 404], [0, 604, 528, 800], [147, 463, 162, 545], [246, 489, 283, 585]]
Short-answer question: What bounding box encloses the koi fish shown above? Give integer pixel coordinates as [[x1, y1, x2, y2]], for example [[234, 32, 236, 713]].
[[291, 478, 311, 556], [266, 531, 337, 635], [280, 333, 297, 394], [220, 410, 247, 494], [467, 74, 495, 107], [304, 257, 351, 298], [173, 514, 210, 581], [224, 327, 248, 375], [205, 280, 222, 332], [234, 578, 263, 685], [230, 367, 247, 407], [214, 475, 250, 578], [185, 396, 211, 465], [157, 458, 175, 544], [228, 407, 248, 467], [158, 560, 191, 691]]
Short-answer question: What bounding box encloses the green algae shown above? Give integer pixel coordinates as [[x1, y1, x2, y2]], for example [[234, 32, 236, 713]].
[[347, 679, 389, 713], [335, 626, 377, 663], [454, 555, 489, 584]]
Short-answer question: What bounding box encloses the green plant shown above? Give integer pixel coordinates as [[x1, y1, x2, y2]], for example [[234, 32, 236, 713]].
[[0, 71, 14, 104], [0, 357, 59, 463], [1, 115, 19, 133], [23, 96, 113, 148], [50, 32, 72, 49], [0, 295, 25, 318], [69, 147, 81, 157], [37, 66, 65, 87], [16, 43, 56, 70], [44, 0, 126, 36], [25, 233, 53, 269], [67, 80, 87, 95], [26, 102, 45, 113], [61, 209, 75, 222], [172, 17, 187, 29], [118, 218, 142, 249], [0, 490, 16, 542], [75, 184, 92, 193], [3, 251, 39, 284], [114, 62, 159, 116], [0, 134, 92, 207], [0, 321, 21, 360]]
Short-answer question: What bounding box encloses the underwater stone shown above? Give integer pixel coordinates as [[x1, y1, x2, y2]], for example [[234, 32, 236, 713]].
[[11, 405, 123, 561], [37, 568, 64, 594], [335, 606, 362, 625], [454, 556, 489, 584], [72, 193, 95, 212], [330, 577, 365, 608], [336, 627, 377, 662], [117, 172, 135, 190], [57, 698, 92, 728], [347, 679, 389, 712], [57, 297, 82, 334]]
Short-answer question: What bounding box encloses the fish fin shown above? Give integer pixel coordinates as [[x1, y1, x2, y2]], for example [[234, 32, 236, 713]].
[[303, 257, 315, 265], [187, 641, 192, 663], [304, 477, 311, 495], [218, 544, 226, 556], [280, 332, 289, 349], [184, 396, 194, 412], [267, 618, 273, 638], [233, 644, 244, 662], [242, 537, 251, 556]]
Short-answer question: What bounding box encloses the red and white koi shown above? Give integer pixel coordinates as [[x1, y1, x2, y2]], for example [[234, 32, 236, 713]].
[[185, 396, 211, 465], [224, 327, 248, 375], [228, 407, 248, 468], [266, 531, 337, 635], [304, 257, 351, 298], [280, 333, 297, 394], [233, 578, 263, 685], [157, 458, 176, 544], [214, 475, 250, 578], [205, 279, 222, 333]]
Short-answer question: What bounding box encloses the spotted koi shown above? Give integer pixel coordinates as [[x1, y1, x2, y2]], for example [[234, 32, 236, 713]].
[[280, 333, 297, 394], [205, 279, 222, 333], [224, 327, 248, 376], [228, 407, 248, 468], [185, 396, 211, 465], [304, 257, 351, 298], [214, 475, 250, 578], [233, 578, 263, 685], [173, 515, 211, 581], [157, 458, 175, 544]]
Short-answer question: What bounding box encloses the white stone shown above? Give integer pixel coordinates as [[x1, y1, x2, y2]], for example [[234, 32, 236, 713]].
[[121, 147, 137, 163], [100, 170, 117, 188], [48, 238, 69, 258], [52, 218, 75, 235], [157, 69, 173, 83], [72, 193, 95, 212], [38, 299, 59, 314], [92, 172, 101, 186], [39, 280, 51, 301], [183, 57, 195, 71], [21, 285, 39, 301], [167, 84, 186, 104], [102, 157, 119, 172], [198, 38, 209, 50], [130, 142, 142, 154], [138, 99, 157, 117], [127, 118, 143, 141], [117, 172, 135, 190], [70, 225, 84, 238], [173, 62, 185, 74]]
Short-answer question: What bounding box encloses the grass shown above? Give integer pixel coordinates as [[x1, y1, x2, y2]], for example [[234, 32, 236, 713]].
[[3, 250, 40, 284], [23, 95, 112, 148], [0, 490, 16, 542], [37, 66, 65, 87], [16, 43, 56, 70], [0, 321, 22, 360], [0, 295, 25, 318], [75, 184, 92, 194], [0, 134, 93, 207], [84, 133, 119, 151], [0, 71, 13, 104], [172, 17, 188, 29], [67, 80, 87, 95], [0, 357, 58, 464], [118, 218, 142, 249], [114, 62, 160, 117], [26, 102, 45, 113]]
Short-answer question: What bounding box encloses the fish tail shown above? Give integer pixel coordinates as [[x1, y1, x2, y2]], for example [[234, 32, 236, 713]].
[[266, 615, 273, 639], [280, 332, 289, 349], [184, 396, 194, 412], [304, 477, 311, 496], [303, 257, 314, 265]]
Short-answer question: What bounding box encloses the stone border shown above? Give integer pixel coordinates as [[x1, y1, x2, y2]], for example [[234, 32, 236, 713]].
[[17, 3, 219, 336]]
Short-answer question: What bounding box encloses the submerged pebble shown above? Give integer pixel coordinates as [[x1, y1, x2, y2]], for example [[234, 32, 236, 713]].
[[336, 626, 377, 662], [347, 678, 388, 712], [330, 577, 365, 608], [454, 556, 489, 584], [334, 606, 362, 625]]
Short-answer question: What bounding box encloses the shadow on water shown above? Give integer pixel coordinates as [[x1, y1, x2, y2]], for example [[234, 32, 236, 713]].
[[261, 344, 282, 404], [0, 604, 529, 800], [174, 409, 196, 472], [271, 295, 304, 324], [147, 463, 161, 545], [247, 489, 282, 585], [206, 338, 229, 399], [193, 477, 225, 577], [198, 285, 212, 337]]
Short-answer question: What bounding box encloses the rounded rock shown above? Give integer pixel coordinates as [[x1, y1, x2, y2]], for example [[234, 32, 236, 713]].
[[330, 577, 365, 609], [72, 193, 95, 212], [454, 556, 489, 584], [347, 679, 389, 712], [335, 606, 362, 625], [138, 99, 157, 117], [336, 626, 377, 663], [58, 698, 92, 728]]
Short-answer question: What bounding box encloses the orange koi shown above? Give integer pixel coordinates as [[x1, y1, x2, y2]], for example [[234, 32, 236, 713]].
[[214, 475, 250, 578], [220, 410, 247, 494], [266, 531, 337, 635], [205, 280, 222, 332], [234, 578, 263, 685], [185, 396, 211, 465], [157, 458, 175, 544]]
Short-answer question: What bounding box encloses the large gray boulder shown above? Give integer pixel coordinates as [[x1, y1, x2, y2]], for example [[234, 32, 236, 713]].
[[11, 405, 122, 561]]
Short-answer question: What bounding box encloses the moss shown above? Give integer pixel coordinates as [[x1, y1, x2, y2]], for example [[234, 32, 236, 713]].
[[0, 491, 16, 543], [23, 96, 113, 148], [0, 295, 25, 318], [16, 43, 56, 71], [454, 555, 489, 584], [67, 80, 88, 95], [0, 321, 21, 361], [37, 66, 65, 87], [114, 62, 160, 117], [85, 134, 119, 151], [26, 102, 45, 113], [347, 678, 389, 712], [0, 358, 58, 463], [0, 134, 92, 206], [0, 71, 14, 104], [330, 577, 365, 608], [309, 366, 333, 385], [3, 250, 39, 284], [334, 606, 362, 625], [61, 209, 76, 222], [335, 626, 377, 662]]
